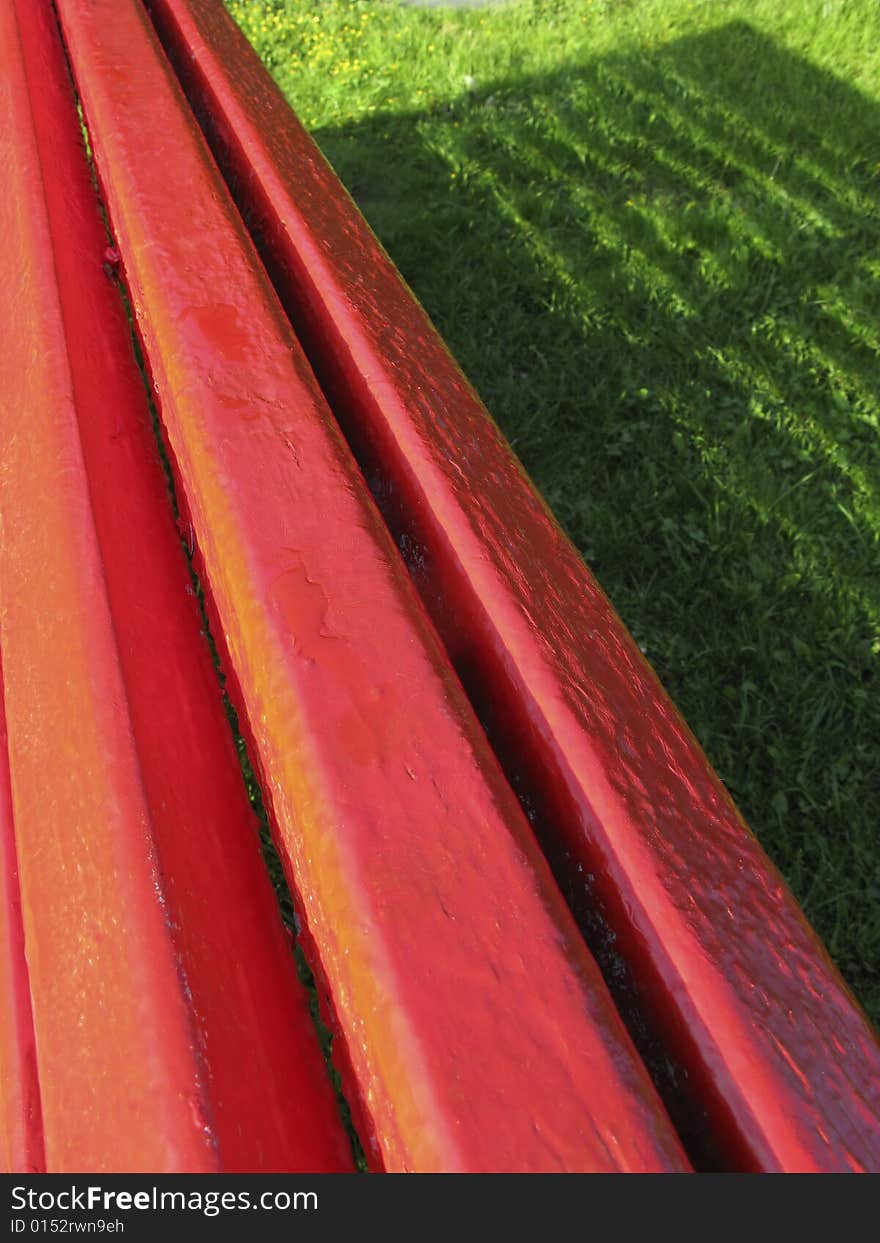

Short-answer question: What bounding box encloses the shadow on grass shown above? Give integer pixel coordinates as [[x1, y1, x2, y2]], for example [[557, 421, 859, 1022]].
[[312, 21, 880, 1024]]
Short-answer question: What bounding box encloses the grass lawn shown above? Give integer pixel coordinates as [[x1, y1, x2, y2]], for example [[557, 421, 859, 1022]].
[[224, 0, 880, 1026]]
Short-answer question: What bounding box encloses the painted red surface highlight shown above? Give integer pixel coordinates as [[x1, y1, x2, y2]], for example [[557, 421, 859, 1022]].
[[0, 0, 351, 1172], [0, 0, 212, 1172], [54, 0, 692, 1172], [0, 662, 44, 1174], [143, 0, 880, 1172]]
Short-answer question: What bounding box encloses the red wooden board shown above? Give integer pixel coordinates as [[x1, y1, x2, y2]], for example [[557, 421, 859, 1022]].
[[0, 661, 43, 1173], [143, 0, 880, 1172], [0, 0, 352, 1173], [53, 0, 691, 1172]]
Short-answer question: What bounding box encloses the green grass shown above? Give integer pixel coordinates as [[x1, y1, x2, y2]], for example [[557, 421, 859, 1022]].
[[225, 0, 880, 1026]]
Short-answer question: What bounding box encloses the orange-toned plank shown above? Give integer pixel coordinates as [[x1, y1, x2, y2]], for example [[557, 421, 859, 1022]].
[[0, 0, 351, 1172], [54, 0, 691, 1172], [0, 661, 43, 1173], [143, 0, 880, 1172]]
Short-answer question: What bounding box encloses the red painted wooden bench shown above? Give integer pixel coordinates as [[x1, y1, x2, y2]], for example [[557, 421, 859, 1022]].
[[0, 0, 878, 1173]]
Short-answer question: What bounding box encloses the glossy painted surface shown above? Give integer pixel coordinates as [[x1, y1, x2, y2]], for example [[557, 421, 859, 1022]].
[[53, 0, 692, 1173], [144, 0, 880, 1171], [0, 660, 43, 1173], [0, 0, 351, 1172]]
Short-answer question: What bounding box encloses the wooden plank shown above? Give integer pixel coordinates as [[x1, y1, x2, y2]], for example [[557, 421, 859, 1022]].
[[0, 661, 43, 1173], [0, 0, 352, 1172], [54, 0, 691, 1172], [143, 0, 880, 1171]]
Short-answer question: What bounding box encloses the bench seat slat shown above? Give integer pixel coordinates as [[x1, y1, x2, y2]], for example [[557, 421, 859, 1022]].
[[53, 0, 692, 1173], [0, 665, 43, 1173], [0, 0, 352, 1173], [142, 0, 880, 1172]]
